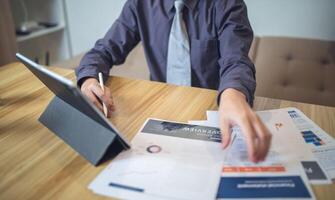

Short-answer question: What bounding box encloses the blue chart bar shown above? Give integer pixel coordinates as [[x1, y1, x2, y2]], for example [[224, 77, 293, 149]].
[[301, 131, 324, 146], [303, 134, 315, 139]]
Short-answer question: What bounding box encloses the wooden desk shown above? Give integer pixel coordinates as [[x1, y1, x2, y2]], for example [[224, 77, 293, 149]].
[[1, 63, 334, 199]]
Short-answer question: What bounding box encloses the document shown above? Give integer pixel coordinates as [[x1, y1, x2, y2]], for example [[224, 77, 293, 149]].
[[218, 134, 315, 199], [189, 108, 332, 185], [192, 109, 316, 162], [89, 119, 224, 200], [190, 109, 317, 199], [90, 116, 316, 200], [283, 107, 335, 182]]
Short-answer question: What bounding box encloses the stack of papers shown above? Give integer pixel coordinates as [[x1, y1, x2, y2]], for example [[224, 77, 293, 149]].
[[192, 109, 317, 199], [89, 107, 334, 199], [90, 119, 223, 200], [284, 108, 335, 182], [190, 108, 334, 184]]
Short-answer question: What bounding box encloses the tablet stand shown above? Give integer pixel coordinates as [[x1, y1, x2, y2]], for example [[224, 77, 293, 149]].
[[39, 96, 125, 166]]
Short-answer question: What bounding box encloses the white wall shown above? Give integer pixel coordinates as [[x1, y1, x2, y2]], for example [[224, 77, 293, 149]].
[[64, 0, 126, 56], [245, 0, 335, 41], [64, 0, 335, 57]]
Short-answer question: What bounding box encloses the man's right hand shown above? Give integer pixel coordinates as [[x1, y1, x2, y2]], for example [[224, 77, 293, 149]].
[[81, 78, 115, 118]]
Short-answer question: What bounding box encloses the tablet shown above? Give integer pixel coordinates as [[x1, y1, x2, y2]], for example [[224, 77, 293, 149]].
[[16, 53, 130, 149]]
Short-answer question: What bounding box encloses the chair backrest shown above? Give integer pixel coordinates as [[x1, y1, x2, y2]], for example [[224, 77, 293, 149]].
[[249, 37, 259, 62], [254, 37, 335, 107]]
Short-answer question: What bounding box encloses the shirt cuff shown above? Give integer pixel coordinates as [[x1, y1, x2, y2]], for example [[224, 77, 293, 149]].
[[75, 65, 99, 88], [217, 82, 254, 107]]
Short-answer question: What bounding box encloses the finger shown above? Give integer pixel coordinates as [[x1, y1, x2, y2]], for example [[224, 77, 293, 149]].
[[253, 115, 272, 161], [104, 87, 115, 112], [110, 104, 116, 112], [91, 84, 110, 106], [256, 116, 272, 160], [220, 119, 231, 149], [85, 89, 104, 112], [91, 84, 114, 117], [239, 117, 258, 162], [253, 117, 267, 161], [106, 108, 112, 118]]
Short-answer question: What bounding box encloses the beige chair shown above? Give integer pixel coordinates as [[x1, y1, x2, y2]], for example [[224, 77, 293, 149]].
[[254, 37, 335, 107], [249, 37, 259, 62]]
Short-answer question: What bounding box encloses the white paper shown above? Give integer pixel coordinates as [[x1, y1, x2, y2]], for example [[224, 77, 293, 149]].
[[223, 110, 315, 171], [90, 119, 224, 200], [312, 146, 335, 180], [283, 107, 335, 182], [189, 108, 331, 185], [188, 120, 216, 127], [206, 110, 219, 125], [88, 106, 330, 200], [216, 111, 315, 199]]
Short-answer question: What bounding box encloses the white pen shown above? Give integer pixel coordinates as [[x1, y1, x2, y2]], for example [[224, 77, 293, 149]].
[[98, 72, 108, 117]]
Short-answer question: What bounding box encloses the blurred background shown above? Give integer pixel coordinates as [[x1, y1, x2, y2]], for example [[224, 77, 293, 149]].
[[1, 0, 334, 106]]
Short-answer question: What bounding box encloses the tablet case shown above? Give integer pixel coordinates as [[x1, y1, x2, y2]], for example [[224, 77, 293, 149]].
[[39, 96, 125, 166]]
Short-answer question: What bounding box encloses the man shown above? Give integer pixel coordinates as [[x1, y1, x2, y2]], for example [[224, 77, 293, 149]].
[[76, 0, 272, 162]]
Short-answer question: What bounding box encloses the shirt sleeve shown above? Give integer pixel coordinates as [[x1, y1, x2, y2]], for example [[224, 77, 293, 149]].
[[75, 0, 140, 87], [215, 0, 256, 106]]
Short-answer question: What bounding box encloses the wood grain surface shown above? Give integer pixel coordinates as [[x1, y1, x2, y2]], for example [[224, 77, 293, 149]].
[[0, 63, 334, 199]]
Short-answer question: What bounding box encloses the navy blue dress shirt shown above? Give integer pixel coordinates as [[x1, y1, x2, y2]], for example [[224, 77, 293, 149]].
[[75, 0, 256, 105]]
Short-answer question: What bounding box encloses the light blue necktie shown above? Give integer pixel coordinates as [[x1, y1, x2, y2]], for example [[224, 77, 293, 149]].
[[166, 0, 191, 86]]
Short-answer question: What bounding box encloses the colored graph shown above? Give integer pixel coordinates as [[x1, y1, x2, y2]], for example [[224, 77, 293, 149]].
[[301, 131, 325, 146]]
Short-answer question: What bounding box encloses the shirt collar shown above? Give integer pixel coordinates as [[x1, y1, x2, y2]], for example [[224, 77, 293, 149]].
[[164, 0, 199, 12]]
